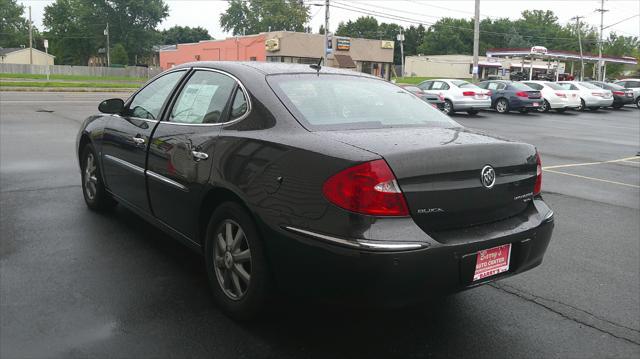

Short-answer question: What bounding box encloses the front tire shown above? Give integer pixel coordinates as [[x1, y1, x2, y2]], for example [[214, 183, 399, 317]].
[[205, 202, 271, 320], [612, 103, 624, 109], [495, 98, 509, 113], [80, 144, 116, 211]]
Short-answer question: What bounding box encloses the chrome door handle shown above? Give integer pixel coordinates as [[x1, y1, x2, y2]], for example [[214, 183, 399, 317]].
[[191, 151, 209, 161], [132, 137, 145, 145]]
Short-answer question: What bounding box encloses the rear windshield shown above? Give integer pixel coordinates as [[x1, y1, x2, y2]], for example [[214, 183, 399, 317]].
[[268, 74, 459, 131], [402, 86, 422, 93], [604, 83, 624, 90], [544, 82, 565, 90], [451, 80, 479, 89], [579, 82, 601, 90], [510, 82, 535, 90]]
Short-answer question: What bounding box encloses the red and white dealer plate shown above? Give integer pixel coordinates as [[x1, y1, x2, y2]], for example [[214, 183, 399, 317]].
[[473, 243, 512, 281]]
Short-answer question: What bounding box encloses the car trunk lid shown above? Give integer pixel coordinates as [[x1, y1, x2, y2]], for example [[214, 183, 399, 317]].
[[322, 127, 538, 234]]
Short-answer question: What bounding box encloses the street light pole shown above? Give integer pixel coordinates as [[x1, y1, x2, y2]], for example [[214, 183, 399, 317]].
[[105, 22, 111, 67], [28, 6, 33, 65], [472, 0, 480, 82], [571, 16, 585, 81], [324, 0, 330, 60], [595, 0, 608, 81], [397, 29, 405, 78]]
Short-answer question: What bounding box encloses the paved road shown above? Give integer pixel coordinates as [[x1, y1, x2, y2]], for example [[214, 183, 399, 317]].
[[1, 92, 639, 358]]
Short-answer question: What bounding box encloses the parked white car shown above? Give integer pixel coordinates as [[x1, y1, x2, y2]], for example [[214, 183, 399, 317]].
[[521, 81, 581, 113], [556, 81, 613, 111], [614, 79, 640, 109], [417, 79, 491, 115]]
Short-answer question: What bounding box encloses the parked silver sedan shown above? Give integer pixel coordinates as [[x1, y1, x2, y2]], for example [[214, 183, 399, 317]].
[[418, 79, 491, 115], [614, 79, 640, 109]]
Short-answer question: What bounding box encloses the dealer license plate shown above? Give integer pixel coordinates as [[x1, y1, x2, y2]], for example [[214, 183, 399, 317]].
[[473, 244, 512, 281], [532, 102, 539, 107]]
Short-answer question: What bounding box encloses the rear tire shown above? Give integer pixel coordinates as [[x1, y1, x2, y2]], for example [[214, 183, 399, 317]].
[[204, 202, 271, 321], [537, 100, 550, 113], [442, 100, 453, 115], [80, 144, 116, 211], [612, 103, 623, 109], [495, 98, 509, 113], [466, 109, 479, 115]]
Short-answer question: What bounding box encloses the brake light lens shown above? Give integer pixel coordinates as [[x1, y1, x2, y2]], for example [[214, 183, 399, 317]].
[[612, 91, 624, 95], [515, 91, 528, 98], [462, 91, 476, 96], [592, 92, 603, 97], [555, 92, 566, 98], [438, 94, 445, 101], [486, 90, 492, 96], [322, 159, 409, 216], [534, 152, 542, 195]]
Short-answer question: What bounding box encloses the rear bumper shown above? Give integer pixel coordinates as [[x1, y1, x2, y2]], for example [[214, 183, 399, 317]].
[[583, 97, 614, 107], [547, 98, 581, 109], [265, 199, 554, 305], [452, 99, 491, 111], [613, 96, 634, 105], [510, 98, 542, 109]]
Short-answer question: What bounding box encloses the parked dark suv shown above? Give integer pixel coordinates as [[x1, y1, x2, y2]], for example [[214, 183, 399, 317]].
[[478, 80, 542, 113]]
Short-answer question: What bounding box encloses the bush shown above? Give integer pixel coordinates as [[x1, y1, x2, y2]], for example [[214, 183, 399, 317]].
[[110, 43, 129, 66]]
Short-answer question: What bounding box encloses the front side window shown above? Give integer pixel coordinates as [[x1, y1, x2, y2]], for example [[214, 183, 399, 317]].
[[128, 70, 185, 120], [268, 74, 458, 131], [417, 81, 432, 90], [169, 71, 237, 124]]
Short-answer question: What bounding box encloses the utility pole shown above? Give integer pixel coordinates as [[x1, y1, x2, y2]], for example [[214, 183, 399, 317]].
[[105, 22, 111, 67], [397, 29, 405, 78], [28, 6, 33, 65], [595, 0, 608, 81], [472, 0, 480, 82], [324, 0, 330, 60], [571, 16, 585, 81]]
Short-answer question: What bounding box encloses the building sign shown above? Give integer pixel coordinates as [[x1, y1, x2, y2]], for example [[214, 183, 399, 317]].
[[530, 46, 548, 55], [336, 37, 351, 51], [265, 38, 280, 52], [380, 40, 394, 49]]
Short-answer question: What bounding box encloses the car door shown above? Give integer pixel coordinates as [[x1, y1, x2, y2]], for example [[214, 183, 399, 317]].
[[101, 69, 187, 212], [146, 68, 248, 239]]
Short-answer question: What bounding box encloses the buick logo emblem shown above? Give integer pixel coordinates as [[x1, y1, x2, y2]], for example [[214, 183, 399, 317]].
[[481, 165, 496, 189]]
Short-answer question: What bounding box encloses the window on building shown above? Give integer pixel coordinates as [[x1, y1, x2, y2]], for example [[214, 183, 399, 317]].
[[250, 57, 257, 61]]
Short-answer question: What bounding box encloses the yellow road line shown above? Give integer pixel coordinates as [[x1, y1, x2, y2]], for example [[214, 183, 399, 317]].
[[545, 169, 640, 188], [543, 156, 640, 170]]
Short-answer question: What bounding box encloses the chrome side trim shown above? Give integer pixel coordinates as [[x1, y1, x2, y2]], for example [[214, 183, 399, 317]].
[[160, 67, 253, 127], [147, 171, 189, 192], [103, 154, 144, 175], [284, 226, 428, 251]]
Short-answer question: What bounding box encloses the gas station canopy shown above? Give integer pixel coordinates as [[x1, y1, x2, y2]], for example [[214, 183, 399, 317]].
[[486, 47, 638, 65]]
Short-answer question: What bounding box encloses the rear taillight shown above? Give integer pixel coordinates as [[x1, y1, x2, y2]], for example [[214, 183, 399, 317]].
[[515, 91, 528, 97], [534, 152, 542, 195], [613, 91, 624, 95], [322, 159, 409, 216], [592, 92, 603, 97], [486, 90, 492, 96], [438, 94, 445, 101], [555, 92, 566, 98], [462, 91, 476, 96]]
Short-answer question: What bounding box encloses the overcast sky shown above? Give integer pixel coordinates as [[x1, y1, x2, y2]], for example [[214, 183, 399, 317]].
[[22, 0, 640, 41]]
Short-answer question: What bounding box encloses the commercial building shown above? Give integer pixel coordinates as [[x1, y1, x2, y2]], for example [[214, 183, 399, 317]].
[[0, 47, 55, 66], [159, 31, 395, 80]]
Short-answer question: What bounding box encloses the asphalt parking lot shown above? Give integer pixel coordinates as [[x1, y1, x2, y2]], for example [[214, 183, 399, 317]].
[[1, 92, 639, 358]]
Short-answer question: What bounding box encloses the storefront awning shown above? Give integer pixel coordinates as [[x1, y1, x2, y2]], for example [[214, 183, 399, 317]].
[[334, 54, 356, 68]]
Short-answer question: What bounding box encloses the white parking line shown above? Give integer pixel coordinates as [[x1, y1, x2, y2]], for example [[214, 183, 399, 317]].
[[545, 169, 640, 188], [543, 156, 640, 170]]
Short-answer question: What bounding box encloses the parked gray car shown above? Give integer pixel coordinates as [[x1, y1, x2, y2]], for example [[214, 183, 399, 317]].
[[614, 79, 640, 109]]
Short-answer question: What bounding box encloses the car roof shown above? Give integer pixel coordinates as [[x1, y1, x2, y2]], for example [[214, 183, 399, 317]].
[[171, 61, 378, 78]]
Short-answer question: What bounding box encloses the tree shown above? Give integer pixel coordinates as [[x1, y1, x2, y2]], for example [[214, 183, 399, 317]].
[[336, 16, 380, 39], [110, 43, 128, 65], [43, 0, 169, 65], [219, 0, 309, 35], [0, 0, 31, 48], [161, 26, 212, 45]]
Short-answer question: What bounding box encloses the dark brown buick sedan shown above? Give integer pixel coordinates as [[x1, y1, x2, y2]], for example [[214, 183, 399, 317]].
[[77, 62, 554, 319]]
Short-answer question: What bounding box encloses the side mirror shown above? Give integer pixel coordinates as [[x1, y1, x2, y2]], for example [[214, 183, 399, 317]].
[[98, 98, 125, 114]]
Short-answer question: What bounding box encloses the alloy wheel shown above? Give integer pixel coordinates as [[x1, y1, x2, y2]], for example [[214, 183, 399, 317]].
[[213, 219, 252, 300], [538, 100, 549, 112], [443, 100, 452, 114], [83, 153, 98, 201], [496, 100, 507, 113], [577, 99, 585, 111]]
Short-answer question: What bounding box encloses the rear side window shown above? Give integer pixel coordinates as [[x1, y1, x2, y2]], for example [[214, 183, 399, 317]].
[[268, 74, 458, 131], [431, 81, 450, 90], [417, 81, 432, 90], [230, 87, 248, 120], [169, 70, 236, 124], [578, 82, 601, 90]]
